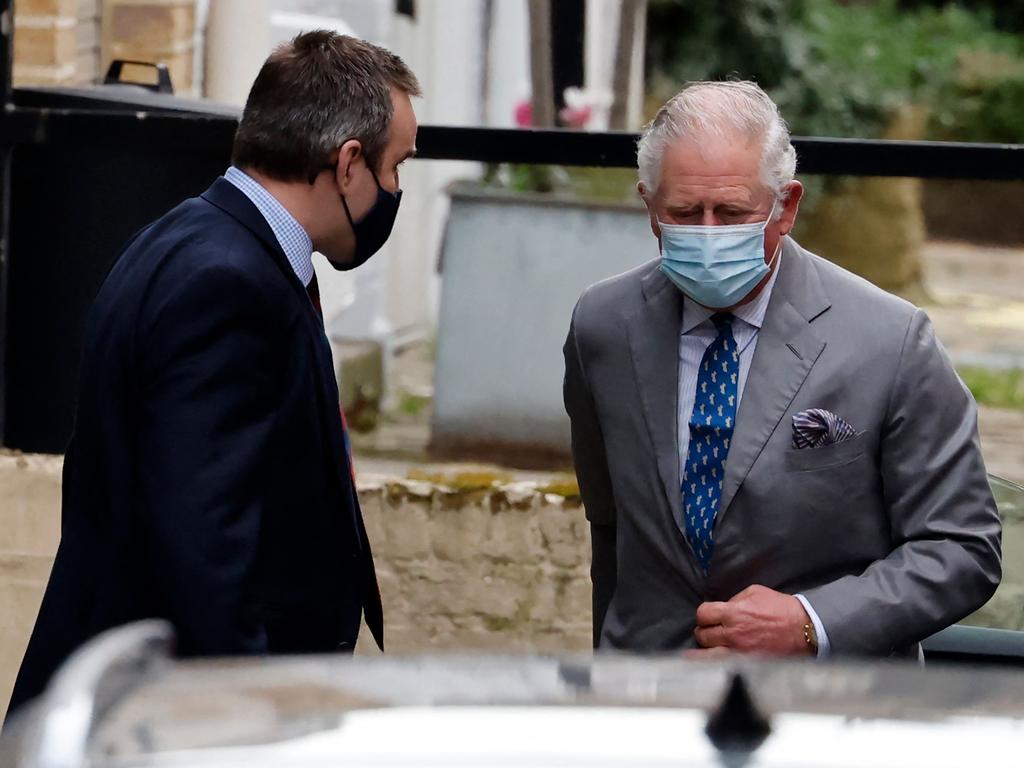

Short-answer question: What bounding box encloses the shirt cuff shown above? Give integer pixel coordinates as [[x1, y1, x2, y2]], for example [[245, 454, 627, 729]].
[[795, 593, 831, 657]]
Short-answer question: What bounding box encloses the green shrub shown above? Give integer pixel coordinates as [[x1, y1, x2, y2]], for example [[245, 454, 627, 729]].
[[646, 0, 1024, 143], [958, 367, 1024, 410]]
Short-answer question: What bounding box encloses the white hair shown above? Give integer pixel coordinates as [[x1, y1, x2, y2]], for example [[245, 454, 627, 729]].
[[637, 81, 797, 216]]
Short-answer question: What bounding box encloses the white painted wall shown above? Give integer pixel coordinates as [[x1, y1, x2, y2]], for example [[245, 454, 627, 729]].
[[380, 0, 532, 347], [487, 0, 531, 127], [205, 0, 270, 106], [585, 0, 645, 130], [381, 3, 484, 346]]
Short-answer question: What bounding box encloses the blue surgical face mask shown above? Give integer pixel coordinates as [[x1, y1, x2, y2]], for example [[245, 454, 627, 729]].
[[658, 203, 780, 309]]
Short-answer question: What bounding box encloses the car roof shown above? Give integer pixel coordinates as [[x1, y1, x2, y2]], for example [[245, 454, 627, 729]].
[[83, 653, 1024, 765]]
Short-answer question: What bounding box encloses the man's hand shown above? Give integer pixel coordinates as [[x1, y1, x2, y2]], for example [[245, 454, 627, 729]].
[[692, 585, 814, 656]]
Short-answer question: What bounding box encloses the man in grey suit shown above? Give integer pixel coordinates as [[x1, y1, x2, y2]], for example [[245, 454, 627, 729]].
[[563, 80, 1002, 657]]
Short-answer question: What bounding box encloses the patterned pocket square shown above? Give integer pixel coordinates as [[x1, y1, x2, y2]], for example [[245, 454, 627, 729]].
[[792, 408, 857, 449]]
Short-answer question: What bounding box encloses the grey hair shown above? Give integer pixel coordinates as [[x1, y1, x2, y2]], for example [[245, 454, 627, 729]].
[[637, 81, 797, 214]]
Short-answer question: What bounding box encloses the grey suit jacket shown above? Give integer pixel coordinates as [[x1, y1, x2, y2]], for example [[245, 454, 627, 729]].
[[563, 238, 1002, 656]]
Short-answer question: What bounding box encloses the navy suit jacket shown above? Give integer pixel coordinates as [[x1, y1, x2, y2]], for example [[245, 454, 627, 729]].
[[9, 179, 382, 715]]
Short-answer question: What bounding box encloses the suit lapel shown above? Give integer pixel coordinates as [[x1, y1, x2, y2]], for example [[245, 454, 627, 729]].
[[626, 264, 684, 518], [716, 239, 830, 521]]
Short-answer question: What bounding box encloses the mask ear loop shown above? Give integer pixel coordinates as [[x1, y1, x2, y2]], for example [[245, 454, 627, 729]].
[[309, 156, 358, 228], [757, 197, 782, 274], [760, 199, 779, 231], [339, 163, 386, 229], [766, 238, 782, 269]]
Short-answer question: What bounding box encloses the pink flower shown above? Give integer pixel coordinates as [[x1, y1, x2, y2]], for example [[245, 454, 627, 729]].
[[514, 100, 533, 127]]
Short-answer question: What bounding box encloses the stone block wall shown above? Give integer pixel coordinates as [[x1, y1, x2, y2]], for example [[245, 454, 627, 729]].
[[12, 0, 193, 90], [12, 0, 80, 86], [357, 477, 592, 654], [0, 453, 63, 724], [101, 0, 197, 95], [0, 456, 591, 722]]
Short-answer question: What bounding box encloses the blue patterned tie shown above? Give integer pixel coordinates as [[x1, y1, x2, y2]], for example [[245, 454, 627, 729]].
[[682, 312, 739, 572]]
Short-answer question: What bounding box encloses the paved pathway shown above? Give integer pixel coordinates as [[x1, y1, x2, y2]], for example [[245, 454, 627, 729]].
[[923, 241, 1024, 485]]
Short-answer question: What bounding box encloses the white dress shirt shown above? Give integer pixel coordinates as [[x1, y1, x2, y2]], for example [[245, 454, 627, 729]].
[[676, 246, 831, 656]]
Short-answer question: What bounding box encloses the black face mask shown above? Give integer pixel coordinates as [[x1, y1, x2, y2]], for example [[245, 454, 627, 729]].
[[333, 166, 402, 272]]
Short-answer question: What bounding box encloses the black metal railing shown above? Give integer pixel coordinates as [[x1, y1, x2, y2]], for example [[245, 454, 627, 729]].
[[5, 103, 1024, 178]]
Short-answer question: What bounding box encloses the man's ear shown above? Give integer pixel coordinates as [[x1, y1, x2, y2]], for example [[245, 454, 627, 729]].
[[336, 139, 364, 193], [639, 182, 661, 240], [778, 180, 803, 236]]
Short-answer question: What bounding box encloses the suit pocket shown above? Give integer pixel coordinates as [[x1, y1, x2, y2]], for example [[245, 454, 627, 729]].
[[784, 429, 869, 472]]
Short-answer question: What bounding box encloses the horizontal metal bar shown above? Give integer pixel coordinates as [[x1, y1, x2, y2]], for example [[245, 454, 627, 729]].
[[794, 136, 1024, 182], [417, 125, 638, 168], [3, 105, 1024, 181], [0, 106, 237, 152], [417, 126, 1024, 181]]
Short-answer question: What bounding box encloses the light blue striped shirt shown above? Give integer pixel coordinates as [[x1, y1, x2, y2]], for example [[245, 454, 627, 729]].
[[675, 245, 831, 655], [224, 166, 315, 287]]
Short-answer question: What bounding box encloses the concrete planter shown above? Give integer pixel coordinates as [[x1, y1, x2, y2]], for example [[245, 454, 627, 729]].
[[431, 184, 653, 465]]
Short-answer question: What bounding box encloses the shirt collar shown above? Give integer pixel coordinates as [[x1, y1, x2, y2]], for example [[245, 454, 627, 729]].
[[224, 166, 315, 287], [681, 244, 784, 335]]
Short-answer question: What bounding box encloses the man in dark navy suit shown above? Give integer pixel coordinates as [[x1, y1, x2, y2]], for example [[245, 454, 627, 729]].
[[8, 30, 420, 715]]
